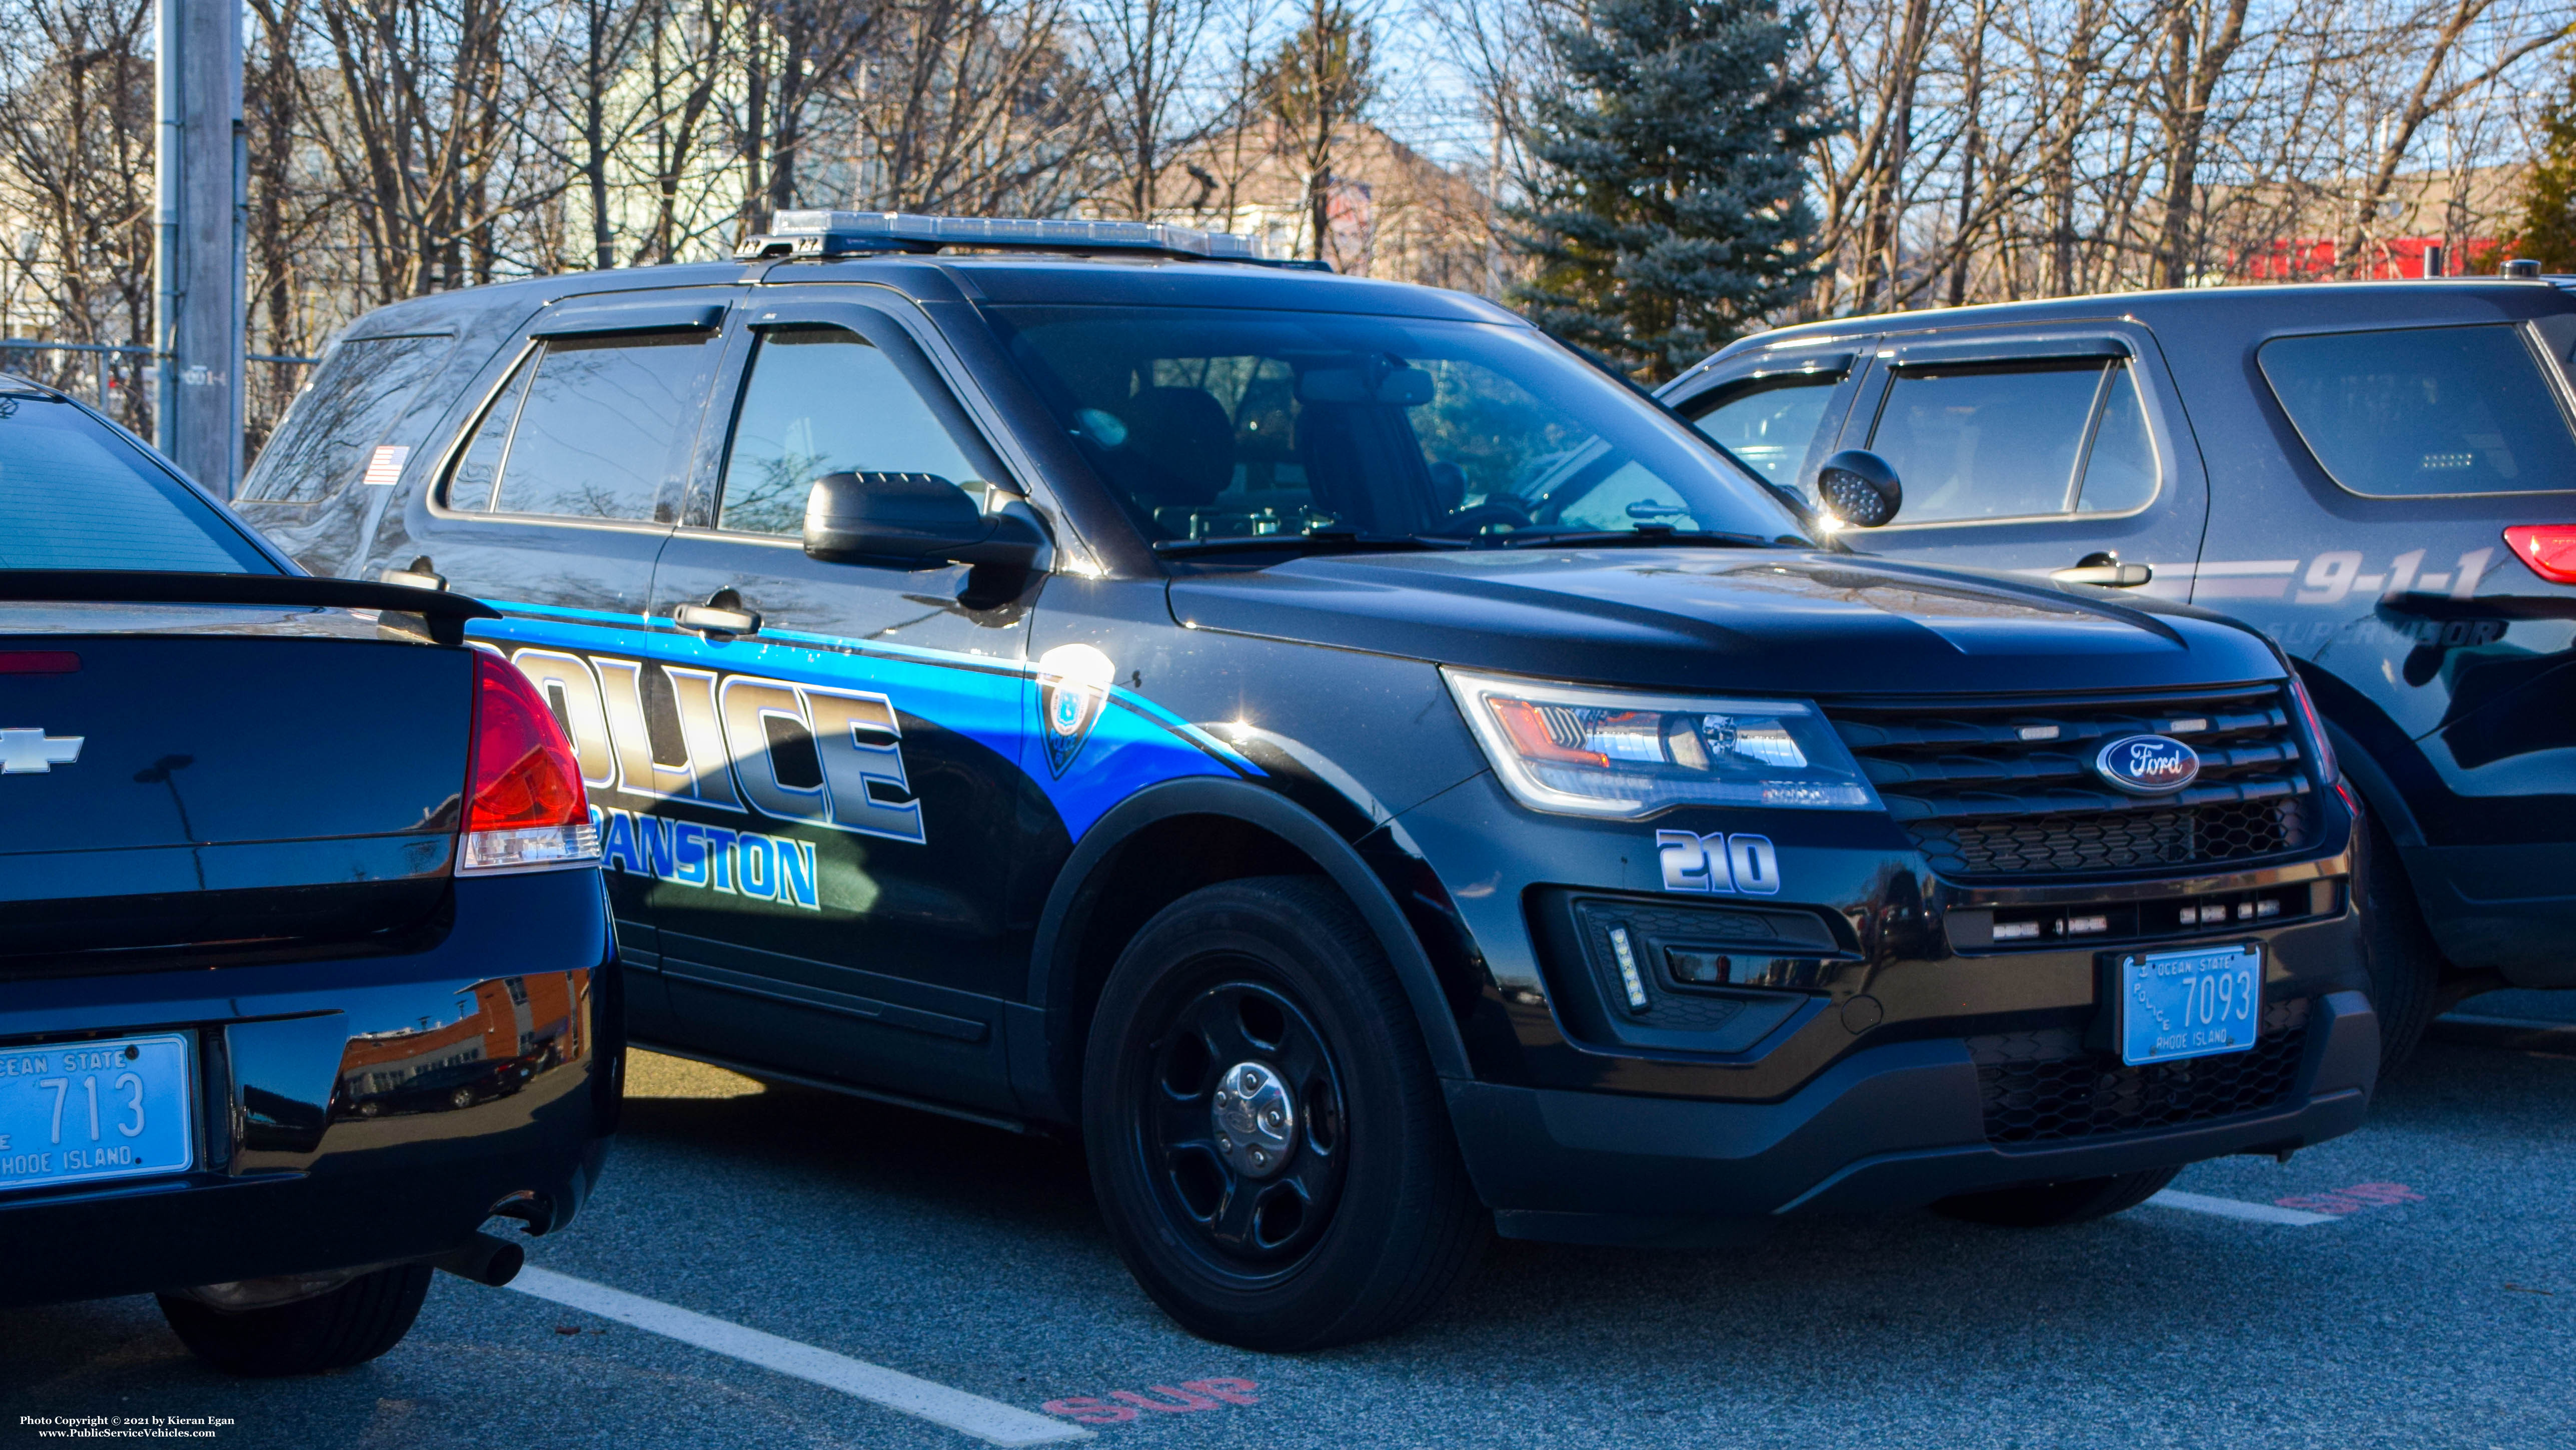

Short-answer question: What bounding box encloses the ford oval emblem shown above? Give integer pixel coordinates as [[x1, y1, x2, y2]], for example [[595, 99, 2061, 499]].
[[2094, 734, 2201, 796]]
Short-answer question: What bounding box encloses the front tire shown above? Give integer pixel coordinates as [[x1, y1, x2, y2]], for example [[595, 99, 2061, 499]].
[[2359, 813, 2442, 1073], [157, 1262, 433, 1376], [1082, 876, 1487, 1350]]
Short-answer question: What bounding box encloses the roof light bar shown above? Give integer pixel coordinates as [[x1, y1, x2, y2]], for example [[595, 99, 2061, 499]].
[[737, 211, 1267, 263]]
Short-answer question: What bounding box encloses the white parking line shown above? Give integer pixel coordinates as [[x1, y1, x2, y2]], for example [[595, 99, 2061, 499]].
[[505, 1266, 1090, 1446], [2146, 1189, 2339, 1226]]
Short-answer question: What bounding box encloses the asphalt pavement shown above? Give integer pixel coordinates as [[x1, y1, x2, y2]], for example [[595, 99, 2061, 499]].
[[8, 999, 2574, 1449]]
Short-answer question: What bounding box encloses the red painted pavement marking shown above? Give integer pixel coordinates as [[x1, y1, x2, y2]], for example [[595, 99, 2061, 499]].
[[2274, 1180, 2426, 1215], [1042, 1379, 1260, 1426]]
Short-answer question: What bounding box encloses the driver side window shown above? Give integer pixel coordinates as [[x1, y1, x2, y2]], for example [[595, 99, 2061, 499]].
[[717, 325, 983, 536]]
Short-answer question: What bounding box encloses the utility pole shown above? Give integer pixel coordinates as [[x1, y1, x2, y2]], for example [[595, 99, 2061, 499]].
[[155, 0, 244, 497]]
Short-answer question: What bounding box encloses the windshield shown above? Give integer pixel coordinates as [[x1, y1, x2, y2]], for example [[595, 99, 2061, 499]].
[[988, 306, 1810, 550], [0, 391, 275, 571]]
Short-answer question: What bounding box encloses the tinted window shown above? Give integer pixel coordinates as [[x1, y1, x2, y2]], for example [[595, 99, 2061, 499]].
[[2076, 366, 2156, 514], [718, 327, 984, 536], [991, 307, 1805, 547], [1868, 362, 2101, 522], [444, 354, 532, 513], [1864, 359, 2157, 523], [0, 395, 274, 570], [444, 330, 717, 521], [2260, 324, 2576, 496], [1689, 373, 1840, 487], [239, 333, 456, 502]]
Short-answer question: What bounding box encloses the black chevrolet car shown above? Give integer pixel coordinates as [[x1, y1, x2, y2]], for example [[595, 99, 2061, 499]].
[[0, 379, 616, 1374], [240, 214, 2375, 1350], [1664, 279, 2576, 1064]]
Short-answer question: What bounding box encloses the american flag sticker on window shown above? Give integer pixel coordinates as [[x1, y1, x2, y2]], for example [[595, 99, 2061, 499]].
[[361, 444, 409, 486]]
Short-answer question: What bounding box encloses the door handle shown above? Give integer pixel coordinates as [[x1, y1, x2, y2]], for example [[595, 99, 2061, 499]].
[[673, 599, 762, 636], [2050, 552, 2152, 588]]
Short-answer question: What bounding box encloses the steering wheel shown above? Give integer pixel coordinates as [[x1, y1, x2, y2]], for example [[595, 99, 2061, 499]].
[[1440, 499, 1533, 537]]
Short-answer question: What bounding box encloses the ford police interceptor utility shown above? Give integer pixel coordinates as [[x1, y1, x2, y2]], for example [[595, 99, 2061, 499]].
[[1664, 277, 2576, 1068], [0, 379, 616, 1375], [238, 212, 2378, 1350]]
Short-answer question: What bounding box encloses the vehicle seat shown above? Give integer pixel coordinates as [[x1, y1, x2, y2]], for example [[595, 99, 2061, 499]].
[[1115, 387, 1236, 508]]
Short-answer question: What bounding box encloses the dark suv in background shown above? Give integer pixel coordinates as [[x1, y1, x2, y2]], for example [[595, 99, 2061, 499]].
[[1664, 280, 2576, 1062]]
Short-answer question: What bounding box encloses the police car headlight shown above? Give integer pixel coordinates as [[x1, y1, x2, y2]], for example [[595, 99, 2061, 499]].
[[1443, 670, 1880, 818]]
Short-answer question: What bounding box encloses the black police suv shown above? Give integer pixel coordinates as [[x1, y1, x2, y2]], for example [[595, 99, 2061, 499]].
[[0, 378, 616, 1375], [238, 212, 2376, 1350], [1663, 279, 2576, 1065]]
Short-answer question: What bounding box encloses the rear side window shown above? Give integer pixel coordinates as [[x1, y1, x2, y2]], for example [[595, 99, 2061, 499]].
[[2259, 324, 2576, 496], [443, 330, 718, 522], [238, 333, 456, 502], [1863, 359, 2158, 524], [1687, 373, 1840, 487], [0, 396, 274, 570]]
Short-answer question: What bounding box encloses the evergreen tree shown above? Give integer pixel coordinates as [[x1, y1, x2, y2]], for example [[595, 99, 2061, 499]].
[[1508, 0, 1833, 381], [2507, 56, 2576, 272]]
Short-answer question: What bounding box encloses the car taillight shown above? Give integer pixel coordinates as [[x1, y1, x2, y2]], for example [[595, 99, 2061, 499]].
[[2285, 670, 2339, 786], [2504, 524, 2576, 583], [460, 649, 600, 874]]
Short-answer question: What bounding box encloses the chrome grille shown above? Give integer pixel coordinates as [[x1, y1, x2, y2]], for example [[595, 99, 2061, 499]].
[[1827, 684, 2317, 880]]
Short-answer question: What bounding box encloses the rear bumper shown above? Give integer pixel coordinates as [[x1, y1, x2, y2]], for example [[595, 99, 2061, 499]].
[[1449, 989, 2377, 1245], [0, 870, 618, 1307], [2406, 841, 2576, 986]]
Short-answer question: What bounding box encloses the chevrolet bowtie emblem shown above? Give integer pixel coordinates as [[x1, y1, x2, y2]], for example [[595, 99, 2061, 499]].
[[0, 728, 83, 774]]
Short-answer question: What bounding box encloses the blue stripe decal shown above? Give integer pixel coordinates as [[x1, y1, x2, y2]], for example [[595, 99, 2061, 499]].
[[469, 601, 1258, 844]]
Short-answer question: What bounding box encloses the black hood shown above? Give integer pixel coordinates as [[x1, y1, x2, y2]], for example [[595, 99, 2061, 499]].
[[1167, 549, 2282, 696]]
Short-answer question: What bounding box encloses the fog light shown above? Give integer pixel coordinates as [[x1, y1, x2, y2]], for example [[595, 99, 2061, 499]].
[[1664, 949, 1830, 991], [1608, 926, 1649, 1010], [1666, 947, 1728, 986]]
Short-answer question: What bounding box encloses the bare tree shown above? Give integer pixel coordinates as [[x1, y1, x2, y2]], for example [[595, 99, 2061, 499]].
[[841, 0, 1097, 214], [0, 0, 157, 428], [1264, 0, 1376, 262], [1079, 0, 1225, 218]]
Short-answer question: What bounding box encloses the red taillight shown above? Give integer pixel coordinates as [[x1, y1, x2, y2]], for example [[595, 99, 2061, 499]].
[[460, 650, 599, 873], [2504, 524, 2576, 584], [0, 651, 78, 674]]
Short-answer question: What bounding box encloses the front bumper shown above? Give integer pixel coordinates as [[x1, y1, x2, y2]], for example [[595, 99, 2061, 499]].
[[1449, 989, 2376, 1244], [0, 871, 618, 1307]]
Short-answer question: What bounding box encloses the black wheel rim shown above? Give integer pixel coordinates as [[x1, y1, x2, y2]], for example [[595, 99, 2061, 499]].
[[1135, 975, 1349, 1283]]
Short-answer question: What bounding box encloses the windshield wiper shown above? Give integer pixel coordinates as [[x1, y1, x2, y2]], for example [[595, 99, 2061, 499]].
[[1482, 525, 1774, 550], [1152, 529, 1472, 559]]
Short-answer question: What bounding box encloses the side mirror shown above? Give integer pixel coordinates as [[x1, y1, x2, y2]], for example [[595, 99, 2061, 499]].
[[803, 471, 1046, 569], [1815, 449, 1903, 528]]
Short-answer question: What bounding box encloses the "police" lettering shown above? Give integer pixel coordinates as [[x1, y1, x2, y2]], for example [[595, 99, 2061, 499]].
[[510, 650, 925, 846]]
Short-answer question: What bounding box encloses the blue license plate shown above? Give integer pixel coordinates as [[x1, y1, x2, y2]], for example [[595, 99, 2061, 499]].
[[0, 1034, 196, 1193], [2119, 945, 2262, 1066]]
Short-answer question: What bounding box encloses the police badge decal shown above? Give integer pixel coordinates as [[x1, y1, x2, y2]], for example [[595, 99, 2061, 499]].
[[1036, 643, 1115, 778]]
